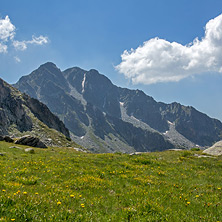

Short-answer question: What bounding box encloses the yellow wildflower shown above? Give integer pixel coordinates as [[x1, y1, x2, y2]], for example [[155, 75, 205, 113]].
[[23, 192, 27, 195], [70, 194, 74, 198], [57, 201, 62, 205]]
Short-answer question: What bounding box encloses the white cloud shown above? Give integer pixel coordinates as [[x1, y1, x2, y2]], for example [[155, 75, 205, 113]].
[[13, 40, 27, 51], [0, 15, 15, 41], [0, 42, 7, 53], [13, 35, 48, 51], [28, 35, 48, 45], [116, 13, 222, 84], [14, 56, 21, 63], [0, 15, 15, 53], [0, 15, 48, 54]]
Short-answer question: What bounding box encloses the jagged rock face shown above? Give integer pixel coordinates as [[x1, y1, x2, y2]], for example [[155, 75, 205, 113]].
[[119, 88, 168, 132], [64, 68, 121, 118], [22, 94, 70, 138], [160, 102, 222, 146], [0, 78, 33, 135], [14, 62, 222, 152], [0, 78, 70, 142], [84, 103, 173, 152], [81, 69, 121, 118]]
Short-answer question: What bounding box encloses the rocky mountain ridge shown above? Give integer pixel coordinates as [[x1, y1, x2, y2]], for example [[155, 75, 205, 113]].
[[14, 62, 222, 152]]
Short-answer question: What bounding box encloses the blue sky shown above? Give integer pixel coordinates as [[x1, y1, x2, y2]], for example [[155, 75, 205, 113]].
[[0, 0, 222, 121]]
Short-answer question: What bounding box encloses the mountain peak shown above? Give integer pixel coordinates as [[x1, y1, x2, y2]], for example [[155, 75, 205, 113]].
[[38, 62, 61, 73], [40, 62, 57, 68], [89, 69, 99, 73]]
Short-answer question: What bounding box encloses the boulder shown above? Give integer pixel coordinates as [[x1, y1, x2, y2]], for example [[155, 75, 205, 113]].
[[15, 135, 47, 148], [168, 149, 184, 151], [0, 135, 4, 141], [129, 152, 148, 155], [203, 141, 222, 156], [25, 148, 35, 153], [4, 136, 14, 143], [73, 147, 87, 153]]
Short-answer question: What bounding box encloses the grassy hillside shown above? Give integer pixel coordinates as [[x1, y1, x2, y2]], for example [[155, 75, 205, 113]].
[[0, 141, 222, 221]]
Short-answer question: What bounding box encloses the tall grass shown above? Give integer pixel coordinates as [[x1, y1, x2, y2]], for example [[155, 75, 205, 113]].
[[0, 141, 222, 221]]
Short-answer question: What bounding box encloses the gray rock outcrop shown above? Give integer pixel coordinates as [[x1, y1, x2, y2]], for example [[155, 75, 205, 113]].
[[15, 135, 47, 148], [3, 136, 14, 143], [0, 135, 14, 142], [203, 141, 222, 156]]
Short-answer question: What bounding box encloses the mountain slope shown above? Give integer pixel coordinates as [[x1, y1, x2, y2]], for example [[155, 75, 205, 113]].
[[14, 62, 222, 152], [160, 102, 222, 146], [0, 78, 79, 147]]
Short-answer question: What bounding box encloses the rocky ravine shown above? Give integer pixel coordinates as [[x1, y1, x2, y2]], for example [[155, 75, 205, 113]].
[[14, 62, 222, 153]]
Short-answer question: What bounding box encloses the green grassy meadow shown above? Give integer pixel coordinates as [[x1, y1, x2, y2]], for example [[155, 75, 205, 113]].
[[0, 141, 222, 221]]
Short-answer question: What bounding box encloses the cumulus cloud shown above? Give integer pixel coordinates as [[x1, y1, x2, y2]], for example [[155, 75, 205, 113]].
[[0, 15, 15, 41], [116, 13, 222, 84], [0, 15, 15, 53], [0, 15, 48, 54]]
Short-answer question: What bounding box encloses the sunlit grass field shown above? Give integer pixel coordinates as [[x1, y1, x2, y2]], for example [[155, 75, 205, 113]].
[[0, 141, 222, 221]]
